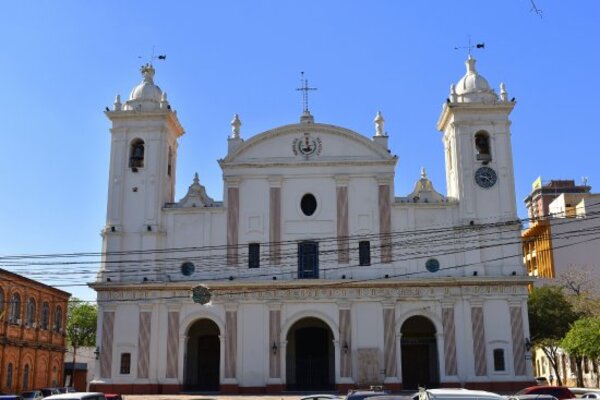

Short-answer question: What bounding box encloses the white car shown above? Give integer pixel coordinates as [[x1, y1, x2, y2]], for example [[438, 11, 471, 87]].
[[581, 394, 600, 399], [43, 393, 105, 400], [413, 388, 504, 400]]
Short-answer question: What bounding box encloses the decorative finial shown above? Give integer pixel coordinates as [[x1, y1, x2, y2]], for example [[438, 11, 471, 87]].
[[193, 172, 200, 184], [140, 63, 155, 83], [374, 111, 386, 137], [160, 92, 169, 109], [454, 35, 485, 57], [296, 72, 318, 115], [114, 94, 122, 111], [450, 84, 457, 102], [500, 83, 508, 102], [421, 167, 427, 179], [466, 56, 477, 74], [231, 114, 241, 139]]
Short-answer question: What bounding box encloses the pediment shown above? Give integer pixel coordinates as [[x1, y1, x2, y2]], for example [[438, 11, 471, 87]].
[[220, 123, 395, 166]]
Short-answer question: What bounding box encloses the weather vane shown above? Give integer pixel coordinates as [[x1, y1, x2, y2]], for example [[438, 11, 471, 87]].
[[296, 72, 317, 113], [454, 35, 485, 56], [138, 46, 167, 65]]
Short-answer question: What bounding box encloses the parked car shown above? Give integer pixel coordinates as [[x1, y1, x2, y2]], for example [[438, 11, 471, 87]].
[[0, 396, 24, 400], [301, 395, 343, 400], [55, 389, 75, 394], [38, 389, 60, 398], [19, 391, 44, 400], [413, 388, 505, 400], [347, 387, 390, 400], [515, 386, 575, 400], [102, 395, 122, 400], [581, 394, 600, 399], [506, 395, 558, 400], [44, 393, 105, 400]]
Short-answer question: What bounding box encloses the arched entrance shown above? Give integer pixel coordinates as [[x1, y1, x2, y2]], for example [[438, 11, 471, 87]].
[[185, 319, 220, 391], [286, 317, 335, 391], [401, 316, 440, 389]]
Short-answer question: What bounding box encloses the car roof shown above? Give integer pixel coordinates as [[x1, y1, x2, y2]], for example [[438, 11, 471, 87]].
[[44, 393, 105, 400], [417, 389, 504, 399]]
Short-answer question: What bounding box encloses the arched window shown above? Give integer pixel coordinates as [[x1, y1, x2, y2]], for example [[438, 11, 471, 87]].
[[129, 139, 145, 169], [475, 131, 492, 162], [41, 302, 49, 330], [54, 305, 63, 332], [27, 297, 36, 327], [6, 362, 13, 389], [23, 364, 30, 390], [9, 293, 21, 324]]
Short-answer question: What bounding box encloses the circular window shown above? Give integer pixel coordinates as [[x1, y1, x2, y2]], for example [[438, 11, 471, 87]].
[[300, 193, 317, 216], [181, 261, 195, 276], [425, 258, 440, 273]]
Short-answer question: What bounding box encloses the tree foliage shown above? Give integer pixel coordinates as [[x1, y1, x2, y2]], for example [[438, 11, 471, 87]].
[[528, 285, 579, 386], [561, 316, 600, 360], [66, 298, 97, 348], [559, 267, 600, 317]]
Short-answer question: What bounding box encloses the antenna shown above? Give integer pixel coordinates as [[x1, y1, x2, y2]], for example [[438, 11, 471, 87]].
[[454, 35, 485, 56], [296, 72, 318, 113]]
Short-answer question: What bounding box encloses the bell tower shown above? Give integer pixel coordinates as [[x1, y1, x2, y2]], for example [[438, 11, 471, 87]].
[[437, 56, 517, 224], [100, 64, 184, 281]]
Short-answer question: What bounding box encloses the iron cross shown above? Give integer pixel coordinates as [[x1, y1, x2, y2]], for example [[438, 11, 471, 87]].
[[296, 72, 318, 113]]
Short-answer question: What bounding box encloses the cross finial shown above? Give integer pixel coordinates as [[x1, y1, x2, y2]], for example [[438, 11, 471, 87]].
[[454, 35, 485, 57], [138, 45, 167, 66], [296, 72, 318, 114]]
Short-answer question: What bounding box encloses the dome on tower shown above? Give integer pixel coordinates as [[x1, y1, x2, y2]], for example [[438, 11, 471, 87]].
[[453, 56, 497, 103], [123, 64, 164, 111]]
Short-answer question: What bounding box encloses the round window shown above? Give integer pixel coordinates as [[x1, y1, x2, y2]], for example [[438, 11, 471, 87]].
[[300, 193, 317, 216], [425, 258, 440, 273], [181, 261, 195, 276]]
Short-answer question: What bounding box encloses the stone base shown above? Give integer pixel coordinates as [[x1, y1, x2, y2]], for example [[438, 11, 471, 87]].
[[89, 383, 181, 395]]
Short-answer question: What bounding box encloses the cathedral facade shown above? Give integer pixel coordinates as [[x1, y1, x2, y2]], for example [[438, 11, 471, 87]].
[[90, 57, 533, 394]]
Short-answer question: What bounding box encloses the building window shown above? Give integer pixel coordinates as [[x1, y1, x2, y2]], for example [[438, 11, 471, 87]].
[[6, 363, 13, 389], [129, 138, 145, 169], [300, 193, 317, 216], [426, 258, 440, 273], [181, 261, 195, 276], [359, 241, 371, 266], [9, 293, 21, 324], [493, 348, 505, 371], [120, 353, 131, 374], [41, 302, 49, 330], [54, 305, 63, 332], [475, 131, 492, 162], [23, 364, 30, 390], [298, 241, 319, 279], [167, 146, 173, 176], [248, 243, 260, 268], [27, 297, 36, 327]]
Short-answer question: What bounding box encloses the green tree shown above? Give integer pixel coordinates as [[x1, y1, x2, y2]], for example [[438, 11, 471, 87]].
[[528, 285, 579, 386], [66, 298, 97, 386], [561, 317, 600, 388]]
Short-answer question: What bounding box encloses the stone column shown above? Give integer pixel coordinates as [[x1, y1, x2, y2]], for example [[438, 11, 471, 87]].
[[99, 311, 114, 379], [336, 177, 349, 264], [470, 303, 487, 376], [226, 179, 240, 266], [378, 177, 392, 263], [383, 304, 397, 378], [442, 304, 458, 376], [510, 302, 527, 375], [137, 309, 152, 379], [224, 305, 238, 379], [269, 178, 282, 265]]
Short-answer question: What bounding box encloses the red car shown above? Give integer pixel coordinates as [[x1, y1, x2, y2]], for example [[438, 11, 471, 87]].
[[516, 386, 575, 400]]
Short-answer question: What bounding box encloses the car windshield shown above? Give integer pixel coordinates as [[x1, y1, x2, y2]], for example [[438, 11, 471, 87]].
[[20, 393, 37, 399]]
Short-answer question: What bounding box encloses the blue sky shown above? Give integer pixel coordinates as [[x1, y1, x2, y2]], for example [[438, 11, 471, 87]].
[[1, 1, 598, 301]]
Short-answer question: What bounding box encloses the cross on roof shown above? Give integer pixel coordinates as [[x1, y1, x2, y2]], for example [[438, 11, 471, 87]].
[[454, 35, 485, 56], [296, 72, 317, 113]]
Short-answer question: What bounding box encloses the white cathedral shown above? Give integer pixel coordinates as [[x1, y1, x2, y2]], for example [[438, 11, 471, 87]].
[[90, 56, 534, 394]]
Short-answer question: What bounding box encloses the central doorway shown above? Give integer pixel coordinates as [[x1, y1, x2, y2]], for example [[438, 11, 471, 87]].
[[401, 316, 440, 389], [185, 319, 220, 391], [286, 317, 335, 391]]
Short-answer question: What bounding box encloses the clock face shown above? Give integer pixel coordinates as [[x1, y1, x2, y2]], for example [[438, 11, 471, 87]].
[[475, 167, 497, 188]]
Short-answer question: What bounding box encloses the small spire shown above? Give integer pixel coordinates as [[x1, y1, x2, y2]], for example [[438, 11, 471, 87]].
[[421, 167, 427, 179], [374, 111, 386, 137], [500, 82, 508, 102], [230, 114, 241, 138], [160, 92, 169, 109], [113, 94, 122, 111], [193, 172, 200, 184]]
